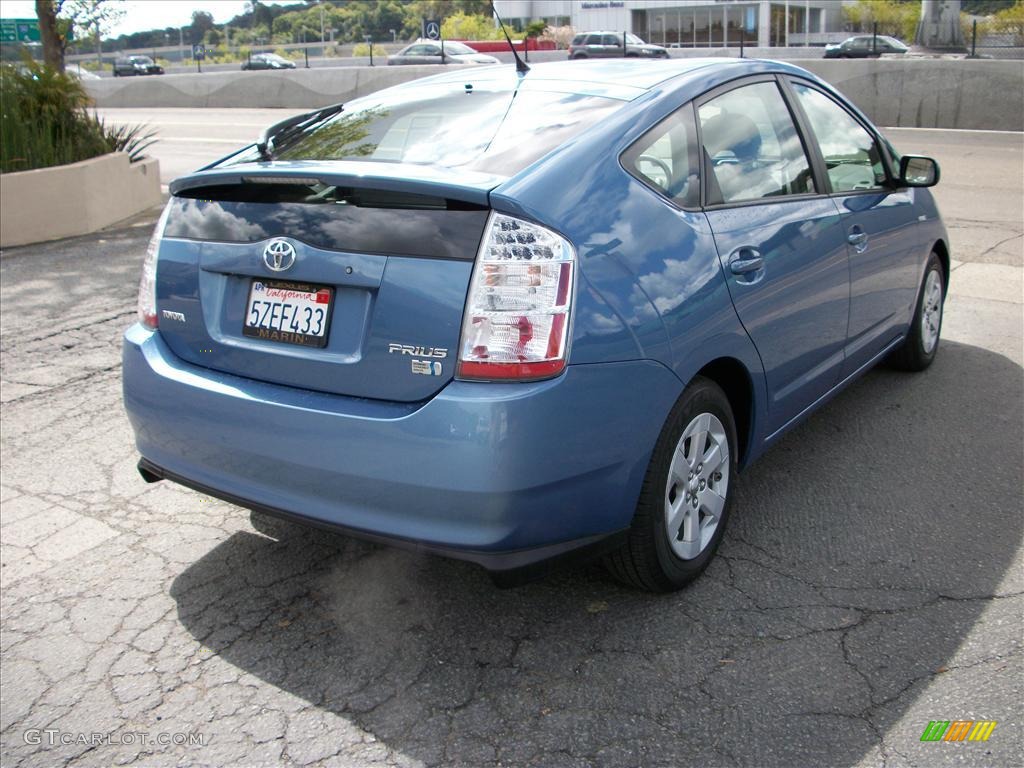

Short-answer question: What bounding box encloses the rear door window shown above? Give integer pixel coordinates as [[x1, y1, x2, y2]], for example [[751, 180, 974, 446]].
[[697, 81, 816, 205]]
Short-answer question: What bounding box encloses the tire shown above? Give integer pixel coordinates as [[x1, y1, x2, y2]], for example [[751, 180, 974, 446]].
[[887, 252, 945, 371], [604, 376, 738, 592]]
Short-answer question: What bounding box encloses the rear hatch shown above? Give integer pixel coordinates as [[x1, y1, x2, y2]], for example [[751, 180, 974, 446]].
[[155, 164, 498, 402]]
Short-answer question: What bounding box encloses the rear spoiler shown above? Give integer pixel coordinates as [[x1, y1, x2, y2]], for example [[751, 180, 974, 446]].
[[168, 161, 506, 207]]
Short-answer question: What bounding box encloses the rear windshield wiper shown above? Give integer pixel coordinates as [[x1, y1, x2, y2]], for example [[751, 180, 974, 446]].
[[256, 103, 345, 161]]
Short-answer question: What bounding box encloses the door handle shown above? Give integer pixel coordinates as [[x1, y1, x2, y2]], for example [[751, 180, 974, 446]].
[[729, 252, 764, 275], [847, 227, 869, 253]]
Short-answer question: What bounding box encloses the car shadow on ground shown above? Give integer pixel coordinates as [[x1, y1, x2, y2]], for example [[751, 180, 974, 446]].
[[169, 340, 1022, 766]]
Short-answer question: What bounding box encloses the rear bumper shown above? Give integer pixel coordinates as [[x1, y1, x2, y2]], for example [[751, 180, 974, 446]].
[[122, 325, 683, 572], [137, 457, 627, 576]]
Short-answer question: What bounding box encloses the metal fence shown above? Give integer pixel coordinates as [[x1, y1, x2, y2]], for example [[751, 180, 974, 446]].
[[966, 20, 1024, 57]]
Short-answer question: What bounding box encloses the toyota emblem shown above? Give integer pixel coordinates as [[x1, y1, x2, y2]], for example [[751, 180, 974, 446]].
[[263, 239, 296, 272]]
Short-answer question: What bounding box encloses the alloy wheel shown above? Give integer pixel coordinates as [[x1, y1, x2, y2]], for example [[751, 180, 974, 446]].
[[921, 269, 943, 354], [665, 412, 730, 560]]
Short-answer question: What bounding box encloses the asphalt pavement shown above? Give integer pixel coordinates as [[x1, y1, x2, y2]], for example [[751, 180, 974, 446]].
[[0, 128, 1021, 767]]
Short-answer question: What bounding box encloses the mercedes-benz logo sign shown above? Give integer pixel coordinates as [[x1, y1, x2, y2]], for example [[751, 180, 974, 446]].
[[263, 239, 296, 272]]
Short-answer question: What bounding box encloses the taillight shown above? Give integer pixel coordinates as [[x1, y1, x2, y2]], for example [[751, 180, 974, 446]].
[[137, 202, 171, 330], [456, 212, 575, 381]]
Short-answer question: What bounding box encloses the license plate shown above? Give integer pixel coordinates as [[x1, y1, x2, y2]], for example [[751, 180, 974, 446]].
[[243, 279, 333, 348]]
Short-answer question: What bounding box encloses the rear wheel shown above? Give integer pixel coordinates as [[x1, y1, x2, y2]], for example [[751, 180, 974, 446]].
[[888, 253, 945, 371], [604, 377, 737, 592]]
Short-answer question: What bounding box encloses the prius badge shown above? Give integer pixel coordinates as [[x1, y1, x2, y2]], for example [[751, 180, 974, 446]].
[[389, 342, 447, 376], [263, 239, 296, 272]]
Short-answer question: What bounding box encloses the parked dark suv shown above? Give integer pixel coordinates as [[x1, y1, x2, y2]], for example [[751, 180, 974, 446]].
[[113, 55, 164, 76], [568, 31, 669, 59]]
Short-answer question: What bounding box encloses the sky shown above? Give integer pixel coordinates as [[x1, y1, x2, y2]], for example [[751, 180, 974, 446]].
[[1, 1, 297, 38]]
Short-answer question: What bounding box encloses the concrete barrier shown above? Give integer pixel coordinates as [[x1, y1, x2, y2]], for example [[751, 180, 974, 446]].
[[805, 59, 1024, 131], [84, 59, 1023, 131], [0, 153, 162, 248], [84, 66, 438, 110]]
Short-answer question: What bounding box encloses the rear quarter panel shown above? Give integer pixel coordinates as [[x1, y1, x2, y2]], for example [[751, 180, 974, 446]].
[[491, 66, 771, 465]]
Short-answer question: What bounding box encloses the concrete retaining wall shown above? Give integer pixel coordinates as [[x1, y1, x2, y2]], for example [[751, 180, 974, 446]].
[[0, 153, 162, 248], [807, 59, 1023, 131], [85, 67, 434, 110], [84, 59, 1024, 131]]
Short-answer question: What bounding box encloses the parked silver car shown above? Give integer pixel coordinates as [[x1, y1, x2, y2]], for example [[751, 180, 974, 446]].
[[387, 40, 500, 66], [824, 35, 909, 58]]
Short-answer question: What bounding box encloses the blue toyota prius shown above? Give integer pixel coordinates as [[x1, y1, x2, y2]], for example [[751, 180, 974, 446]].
[[123, 59, 948, 591]]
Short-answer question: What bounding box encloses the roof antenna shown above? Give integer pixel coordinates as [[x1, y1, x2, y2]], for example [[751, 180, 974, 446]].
[[491, 1, 530, 75]]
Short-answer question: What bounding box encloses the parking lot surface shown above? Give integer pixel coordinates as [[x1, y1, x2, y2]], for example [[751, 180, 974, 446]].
[[1, 129, 1021, 767]]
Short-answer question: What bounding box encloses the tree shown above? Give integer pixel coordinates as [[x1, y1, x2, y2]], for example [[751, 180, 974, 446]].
[[842, 0, 920, 40], [441, 11, 501, 40], [35, 0, 64, 70], [35, 0, 125, 71], [525, 20, 547, 40], [188, 10, 215, 46], [962, 0, 1019, 14]]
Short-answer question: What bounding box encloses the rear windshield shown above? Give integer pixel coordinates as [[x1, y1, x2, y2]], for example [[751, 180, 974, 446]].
[[226, 84, 626, 177]]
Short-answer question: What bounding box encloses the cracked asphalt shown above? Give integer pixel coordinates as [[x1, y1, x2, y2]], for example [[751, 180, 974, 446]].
[[1, 128, 1022, 768]]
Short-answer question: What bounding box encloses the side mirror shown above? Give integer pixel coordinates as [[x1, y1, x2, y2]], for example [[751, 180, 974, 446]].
[[899, 155, 940, 187]]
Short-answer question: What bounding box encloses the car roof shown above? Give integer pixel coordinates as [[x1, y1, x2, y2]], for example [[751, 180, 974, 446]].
[[400, 58, 807, 96]]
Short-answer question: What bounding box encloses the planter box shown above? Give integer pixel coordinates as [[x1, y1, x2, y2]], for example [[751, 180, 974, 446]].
[[0, 152, 162, 248]]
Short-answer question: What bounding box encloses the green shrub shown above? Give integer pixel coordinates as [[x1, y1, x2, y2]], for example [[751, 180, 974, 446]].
[[0, 57, 156, 173], [96, 119, 158, 162], [441, 12, 503, 41]]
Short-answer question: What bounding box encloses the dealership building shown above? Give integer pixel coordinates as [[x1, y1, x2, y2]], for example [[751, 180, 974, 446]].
[[494, 0, 850, 48]]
